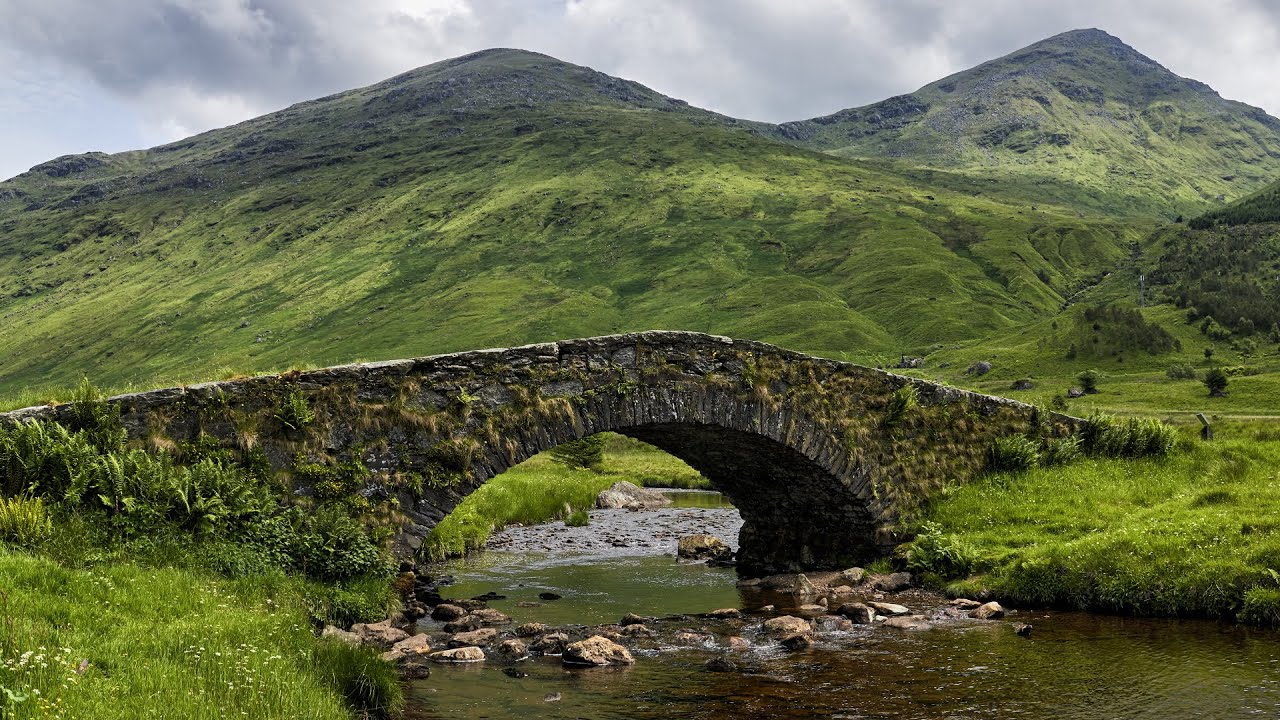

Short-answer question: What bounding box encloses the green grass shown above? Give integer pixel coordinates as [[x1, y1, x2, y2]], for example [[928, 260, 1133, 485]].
[[422, 433, 708, 559], [917, 425, 1280, 622], [0, 544, 398, 719]]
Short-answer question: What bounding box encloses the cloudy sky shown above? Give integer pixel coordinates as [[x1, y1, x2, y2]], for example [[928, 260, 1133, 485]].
[[2, 0, 1279, 181]]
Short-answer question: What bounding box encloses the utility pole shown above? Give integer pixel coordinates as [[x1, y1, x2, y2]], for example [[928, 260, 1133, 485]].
[[1139, 274, 1145, 307]]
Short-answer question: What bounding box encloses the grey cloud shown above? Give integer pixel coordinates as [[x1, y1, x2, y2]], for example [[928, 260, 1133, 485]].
[[0, 0, 1278, 167]]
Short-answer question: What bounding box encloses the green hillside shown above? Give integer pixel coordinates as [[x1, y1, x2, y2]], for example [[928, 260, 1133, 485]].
[[1191, 179, 1280, 228], [0, 49, 1146, 399], [772, 29, 1280, 218]]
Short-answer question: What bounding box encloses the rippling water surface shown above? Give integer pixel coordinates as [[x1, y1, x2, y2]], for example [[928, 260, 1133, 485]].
[[407, 493, 1280, 719]]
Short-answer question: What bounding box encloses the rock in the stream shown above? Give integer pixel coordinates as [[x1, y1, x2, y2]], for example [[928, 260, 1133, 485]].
[[677, 534, 734, 562], [883, 615, 931, 631], [382, 634, 432, 662], [620, 624, 653, 638], [871, 572, 913, 592], [430, 646, 486, 663], [949, 598, 982, 610], [815, 615, 854, 632], [792, 574, 819, 596], [726, 636, 751, 650], [350, 620, 410, 648], [596, 481, 672, 510], [470, 608, 512, 626], [619, 612, 651, 626], [1015, 623, 1034, 637], [837, 603, 875, 624], [969, 601, 1006, 620], [496, 639, 529, 660], [531, 633, 570, 655], [870, 602, 910, 617], [516, 622, 547, 637], [703, 608, 742, 619], [448, 628, 498, 648], [780, 633, 813, 651], [840, 567, 867, 585], [563, 636, 635, 666], [762, 616, 811, 637], [704, 656, 740, 672], [431, 603, 466, 622], [796, 604, 827, 615]]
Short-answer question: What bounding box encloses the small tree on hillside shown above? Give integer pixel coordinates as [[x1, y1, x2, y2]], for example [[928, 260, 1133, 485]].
[[1204, 368, 1229, 397], [550, 434, 606, 471], [1077, 369, 1101, 394]]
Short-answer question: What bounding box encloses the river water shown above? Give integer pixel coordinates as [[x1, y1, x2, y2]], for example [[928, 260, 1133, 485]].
[[406, 492, 1280, 719]]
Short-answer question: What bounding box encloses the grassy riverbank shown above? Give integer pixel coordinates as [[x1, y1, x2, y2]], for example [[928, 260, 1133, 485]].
[[913, 424, 1280, 624], [422, 434, 708, 560]]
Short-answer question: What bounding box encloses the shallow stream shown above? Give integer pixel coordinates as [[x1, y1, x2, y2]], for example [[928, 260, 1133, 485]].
[[407, 492, 1280, 719]]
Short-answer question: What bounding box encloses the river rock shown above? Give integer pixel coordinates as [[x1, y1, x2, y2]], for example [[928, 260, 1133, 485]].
[[531, 632, 570, 655], [704, 608, 742, 619], [677, 534, 733, 562], [840, 567, 867, 585], [763, 615, 811, 637], [470, 608, 512, 626], [620, 612, 651, 626], [430, 646, 485, 663], [705, 656, 740, 672], [675, 631, 714, 645], [350, 619, 410, 648], [780, 633, 813, 650], [381, 633, 432, 662], [796, 604, 827, 615], [448, 628, 498, 648], [949, 598, 982, 610], [883, 615, 931, 631], [793, 573, 819, 596], [815, 615, 854, 632], [726, 636, 751, 650], [563, 636, 635, 666], [1015, 623, 1033, 637], [516, 622, 547, 637], [442, 616, 480, 633], [620, 623, 653, 637], [870, 602, 910, 617], [320, 625, 360, 645], [596, 481, 672, 510], [837, 603, 875, 624], [969, 601, 1006, 620], [496, 639, 529, 660], [830, 585, 856, 596], [871, 572, 913, 592], [431, 603, 466, 622]]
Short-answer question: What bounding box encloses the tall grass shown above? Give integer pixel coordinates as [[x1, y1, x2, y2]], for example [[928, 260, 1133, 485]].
[[922, 429, 1280, 623]]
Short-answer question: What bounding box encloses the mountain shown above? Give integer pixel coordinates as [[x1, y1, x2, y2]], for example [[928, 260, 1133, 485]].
[[771, 29, 1280, 218], [1190, 177, 1280, 228], [0, 47, 1154, 399]]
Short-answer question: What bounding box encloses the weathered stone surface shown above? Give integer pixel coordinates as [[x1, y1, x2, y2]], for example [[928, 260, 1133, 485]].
[[796, 604, 827, 615], [620, 624, 653, 637], [837, 603, 875, 624], [563, 636, 635, 666], [726, 636, 751, 650], [839, 567, 867, 585], [350, 620, 411, 648], [469, 608, 512, 626], [763, 616, 811, 637], [780, 633, 813, 650], [677, 534, 733, 562], [0, 331, 1073, 575], [870, 602, 910, 616], [704, 608, 742, 619], [448, 628, 498, 648], [531, 633, 569, 655], [871, 572, 913, 592], [969, 602, 1006, 620], [515, 622, 547, 637], [430, 646, 486, 663], [431, 603, 466, 622], [949, 598, 982, 610], [382, 634, 432, 662], [320, 625, 360, 645], [496, 639, 528, 660], [815, 615, 854, 632], [883, 615, 931, 631], [596, 481, 672, 510]]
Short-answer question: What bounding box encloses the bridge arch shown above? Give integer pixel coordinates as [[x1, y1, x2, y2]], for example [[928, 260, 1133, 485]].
[[3, 332, 1071, 574]]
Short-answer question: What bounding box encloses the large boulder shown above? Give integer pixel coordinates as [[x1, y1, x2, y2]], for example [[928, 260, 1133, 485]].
[[448, 628, 499, 648], [677, 534, 734, 562], [969, 601, 1006, 620], [596, 481, 672, 510], [430, 646, 486, 663], [562, 636, 635, 666], [762, 616, 811, 637], [837, 603, 875, 624], [381, 633, 432, 662], [883, 615, 932, 631], [350, 619, 411, 648]]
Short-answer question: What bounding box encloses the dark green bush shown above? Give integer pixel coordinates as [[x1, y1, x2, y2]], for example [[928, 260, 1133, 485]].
[[564, 509, 590, 527], [1204, 367, 1229, 397], [295, 508, 391, 581], [904, 521, 976, 580], [987, 435, 1041, 472], [1040, 435, 1083, 466], [1081, 413, 1176, 458], [1166, 363, 1197, 380], [550, 435, 606, 471]]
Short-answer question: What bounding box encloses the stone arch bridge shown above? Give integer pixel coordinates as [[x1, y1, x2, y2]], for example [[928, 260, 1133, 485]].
[[3, 332, 1075, 575]]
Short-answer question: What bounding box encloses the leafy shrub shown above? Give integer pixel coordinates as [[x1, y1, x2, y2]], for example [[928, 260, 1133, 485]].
[[564, 509, 590, 527], [1080, 413, 1176, 458], [1204, 367, 1229, 397], [1166, 363, 1197, 380], [883, 384, 919, 428], [0, 496, 52, 546], [904, 521, 976, 580], [295, 457, 368, 502], [1040, 435, 1083, 466], [274, 389, 315, 431], [1076, 369, 1101, 394], [312, 640, 404, 719], [986, 435, 1040, 472], [295, 508, 391, 581], [550, 435, 605, 471]]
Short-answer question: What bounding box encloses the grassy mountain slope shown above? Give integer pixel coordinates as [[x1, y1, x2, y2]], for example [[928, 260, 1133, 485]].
[[0, 49, 1144, 399], [1191, 179, 1280, 228], [772, 29, 1280, 218]]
